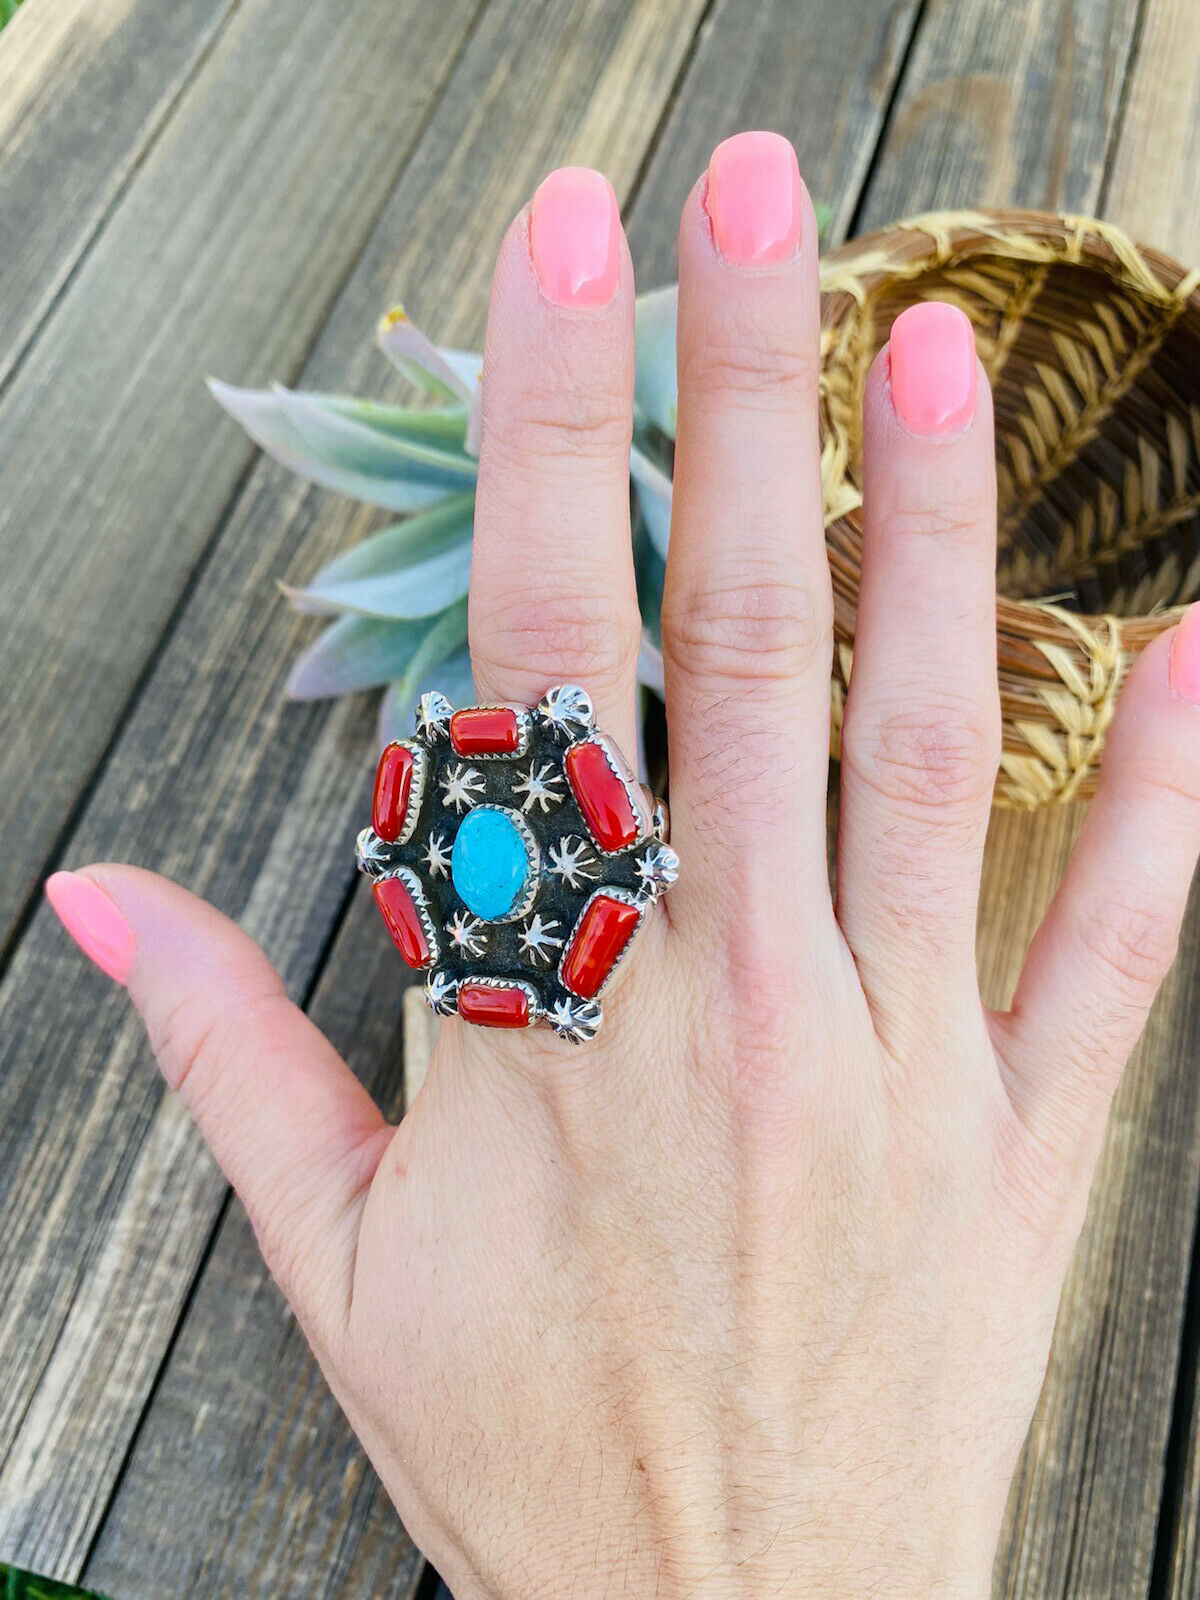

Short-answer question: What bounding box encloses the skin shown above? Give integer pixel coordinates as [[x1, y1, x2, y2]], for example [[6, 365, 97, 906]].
[[58, 147, 1200, 1599]]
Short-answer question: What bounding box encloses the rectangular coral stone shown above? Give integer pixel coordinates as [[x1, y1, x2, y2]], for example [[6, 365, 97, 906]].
[[561, 894, 641, 999], [565, 738, 639, 851], [373, 876, 431, 968], [450, 706, 521, 755], [372, 743, 415, 842], [457, 981, 531, 1028]]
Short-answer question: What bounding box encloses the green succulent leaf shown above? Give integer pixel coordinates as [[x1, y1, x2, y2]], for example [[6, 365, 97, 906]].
[[287, 492, 476, 619], [629, 441, 673, 559], [287, 605, 465, 699], [634, 284, 678, 438], [379, 645, 475, 747], [210, 381, 476, 511], [377, 307, 482, 403]]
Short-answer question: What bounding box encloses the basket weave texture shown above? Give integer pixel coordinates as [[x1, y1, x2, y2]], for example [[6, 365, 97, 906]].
[[818, 209, 1200, 808]]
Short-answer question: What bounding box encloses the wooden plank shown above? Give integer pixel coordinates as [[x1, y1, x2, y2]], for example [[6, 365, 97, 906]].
[[0, 0, 712, 1584], [846, 3, 1199, 1596], [77, 2, 925, 1591], [625, 0, 922, 279], [0, 0, 483, 959], [85, 895, 425, 1600], [856, 0, 1137, 231], [1099, 7, 1200, 1594], [0, 0, 238, 393]]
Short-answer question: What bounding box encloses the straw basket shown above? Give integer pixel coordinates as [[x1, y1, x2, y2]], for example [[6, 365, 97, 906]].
[[818, 210, 1200, 808]]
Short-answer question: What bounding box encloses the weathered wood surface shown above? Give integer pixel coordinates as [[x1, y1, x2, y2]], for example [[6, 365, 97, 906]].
[[1, 0, 1199, 1595], [0, 0, 483, 958], [0, 0, 710, 1585], [0, 0, 238, 392]]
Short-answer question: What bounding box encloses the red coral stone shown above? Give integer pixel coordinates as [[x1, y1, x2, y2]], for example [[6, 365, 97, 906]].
[[372, 743, 415, 842], [561, 895, 642, 999], [565, 738, 639, 851], [373, 877, 430, 968], [450, 706, 521, 755], [458, 981, 530, 1028]]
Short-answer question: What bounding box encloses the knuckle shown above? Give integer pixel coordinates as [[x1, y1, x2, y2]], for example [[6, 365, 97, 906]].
[[663, 575, 828, 687], [845, 701, 998, 814], [1076, 892, 1180, 1000], [472, 585, 638, 695], [482, 347, 631, 467], [877, 496, 988, 551], [685, 314, 818, 410]]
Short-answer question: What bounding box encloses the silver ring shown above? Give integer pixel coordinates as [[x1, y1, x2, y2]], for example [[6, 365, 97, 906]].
[[356, 684, 677, 1043]]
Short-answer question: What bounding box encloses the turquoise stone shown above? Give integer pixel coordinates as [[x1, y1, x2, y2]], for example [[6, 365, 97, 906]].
[[451, 807, 530, 921]]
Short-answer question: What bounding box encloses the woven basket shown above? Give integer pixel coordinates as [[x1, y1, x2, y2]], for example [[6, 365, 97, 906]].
[[818, 210, 1200, 808]]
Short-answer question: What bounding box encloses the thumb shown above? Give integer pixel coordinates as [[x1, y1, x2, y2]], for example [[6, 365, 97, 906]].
[[45, 864, 391, 1343]]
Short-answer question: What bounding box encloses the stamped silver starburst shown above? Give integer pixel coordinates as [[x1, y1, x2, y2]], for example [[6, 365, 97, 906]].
[[512, 760, 566, 814], [635, 842, 680, 899], [547, 835, 600, 889], [517, 912, 564, 966], [421, 831, 452, 879], [354, 826, 391, 880], [440, 761, 485, 812], [537, 683, 595, 744], [415, 690, 453, 743], [425, 969, 459, 1016], [447, 909, 487, 958], [547, 995, 604, 1044]]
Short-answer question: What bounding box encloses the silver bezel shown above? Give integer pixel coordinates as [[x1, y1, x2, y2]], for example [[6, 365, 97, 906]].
[[379, 741, 428, 846], [558, 885, 644, 1000], [457, 974, 541, 1025], [571, 734, 652, 855], [449, 706, 533, 761], [453, 803, 542, 925], [381, 863, 440, 967]]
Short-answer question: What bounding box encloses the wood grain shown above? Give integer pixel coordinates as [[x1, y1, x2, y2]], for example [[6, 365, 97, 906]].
[[846, 1, 1200, 1593], [857, 0, 1139, 230], [0, 0, 240, 395], [0, 0, 713, 1585], [81, 0, 930, 1590], [0, 0, 483, 960]]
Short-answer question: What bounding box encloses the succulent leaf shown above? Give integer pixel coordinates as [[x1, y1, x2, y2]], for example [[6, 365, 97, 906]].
[[286, 608, 464, 699], [634, 285, 678, 437], [209, 380, 474, 511], [377, 306, 481, 403], [287, 492, 475, 619], [629, 441, 673, 559], [379, 646, 475, 748]]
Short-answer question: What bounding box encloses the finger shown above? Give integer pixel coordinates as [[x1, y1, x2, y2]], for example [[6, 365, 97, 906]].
[[994, 611, 1200, 1161], [836, 304, 999, 1038], [45, 865, 390, 1343], [469, 166, 641, 761], [662, 132, 835, 939]]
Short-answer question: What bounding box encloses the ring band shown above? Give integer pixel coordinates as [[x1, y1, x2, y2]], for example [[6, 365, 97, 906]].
[[356, 684, 678, 1042]]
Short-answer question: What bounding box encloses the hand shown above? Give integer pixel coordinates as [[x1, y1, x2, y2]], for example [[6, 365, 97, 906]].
[[46, 135, 1200, 1600]]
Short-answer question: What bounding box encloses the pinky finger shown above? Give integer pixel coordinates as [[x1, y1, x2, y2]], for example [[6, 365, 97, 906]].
[[994, 606, 1200, 1165]]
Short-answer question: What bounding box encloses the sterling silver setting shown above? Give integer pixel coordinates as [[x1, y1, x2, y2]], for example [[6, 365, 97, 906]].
[[356, 684, 677, 1042]]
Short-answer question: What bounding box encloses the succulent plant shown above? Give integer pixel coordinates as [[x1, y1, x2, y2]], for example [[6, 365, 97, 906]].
[[212, 293, 679, 747]]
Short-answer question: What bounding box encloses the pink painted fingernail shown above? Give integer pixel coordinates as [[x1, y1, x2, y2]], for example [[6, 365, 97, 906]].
[[1169, 603, 1200, 706], [704, 131, 803, 266], [45, 871, 135, 985], [529, 167, 621, 308], [888, 302, 978, 436]]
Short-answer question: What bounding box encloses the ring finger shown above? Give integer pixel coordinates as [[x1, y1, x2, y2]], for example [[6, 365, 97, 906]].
[[469, 166, 641, 763]]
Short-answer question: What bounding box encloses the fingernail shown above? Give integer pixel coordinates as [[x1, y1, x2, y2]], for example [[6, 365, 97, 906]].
[[45, 871, 135, 985], [888, 301, 978, 436], [704, 131, 803, 266], [1169, 603, 1200, 706], [529, 167, 621, 308]]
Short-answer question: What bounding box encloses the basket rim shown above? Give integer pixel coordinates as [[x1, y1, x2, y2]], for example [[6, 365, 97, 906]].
[[818, 205, 1200, 654]]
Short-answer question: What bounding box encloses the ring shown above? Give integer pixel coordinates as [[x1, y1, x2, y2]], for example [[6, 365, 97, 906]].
[[355, 684, 678, 1042]]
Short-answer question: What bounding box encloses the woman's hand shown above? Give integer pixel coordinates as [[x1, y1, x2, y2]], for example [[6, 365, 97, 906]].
[[46, 135, 1200, 1600]]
